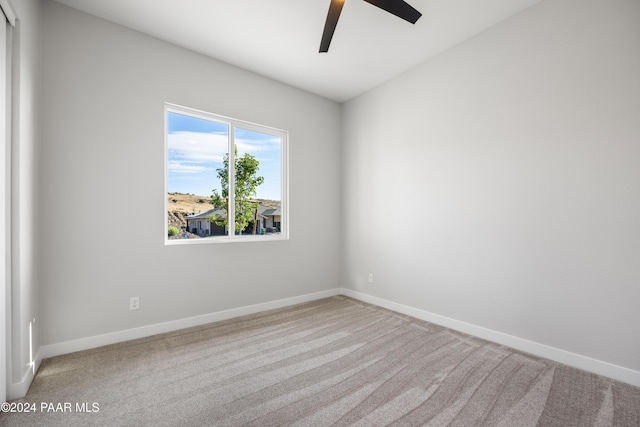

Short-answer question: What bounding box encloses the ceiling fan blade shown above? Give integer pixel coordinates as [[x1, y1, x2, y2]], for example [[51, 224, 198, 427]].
[[319, 0, 346, 53], [362, 0, 422, 24]]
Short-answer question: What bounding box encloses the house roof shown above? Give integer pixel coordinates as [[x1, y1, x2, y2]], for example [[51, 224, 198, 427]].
[[186, 208, 226, 220], [259, 207, 281, 216], [187, 204, 280, 220]]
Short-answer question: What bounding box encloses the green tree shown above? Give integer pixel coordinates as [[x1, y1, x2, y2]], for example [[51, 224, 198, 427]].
[[210, 145, 264, 235]]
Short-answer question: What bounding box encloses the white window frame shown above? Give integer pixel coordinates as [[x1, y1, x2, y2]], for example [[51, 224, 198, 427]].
[[164, 103, 289, 245]]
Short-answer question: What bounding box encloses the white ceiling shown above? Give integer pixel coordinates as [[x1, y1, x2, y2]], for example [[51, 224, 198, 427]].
[[52, 0, 541, 103]]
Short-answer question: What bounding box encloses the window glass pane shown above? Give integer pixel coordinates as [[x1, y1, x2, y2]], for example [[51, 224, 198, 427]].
[[233, 127, 282, 236], [167, 111, 228, 239]]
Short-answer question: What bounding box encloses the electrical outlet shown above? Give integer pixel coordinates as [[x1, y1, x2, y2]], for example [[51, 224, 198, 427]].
[[130, 297, 140, 310], [368, 273, 374, 284]]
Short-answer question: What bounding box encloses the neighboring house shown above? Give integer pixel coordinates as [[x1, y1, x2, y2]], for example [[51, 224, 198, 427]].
[[186, 204, 281, 237], [185, 207, 227, 236], [259, 207, 282, 233]]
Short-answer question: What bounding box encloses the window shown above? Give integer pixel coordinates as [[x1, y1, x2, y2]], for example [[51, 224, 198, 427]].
[[165, 103, 288, 244]]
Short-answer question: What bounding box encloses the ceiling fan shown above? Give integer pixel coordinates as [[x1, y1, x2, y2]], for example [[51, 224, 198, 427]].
[[319, 0, 422, 53]]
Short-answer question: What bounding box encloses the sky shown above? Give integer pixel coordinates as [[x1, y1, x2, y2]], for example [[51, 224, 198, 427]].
[[167, 112, 282, 201]]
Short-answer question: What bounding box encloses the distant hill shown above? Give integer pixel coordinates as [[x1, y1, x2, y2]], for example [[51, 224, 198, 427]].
[[167, 192, 215, 216]]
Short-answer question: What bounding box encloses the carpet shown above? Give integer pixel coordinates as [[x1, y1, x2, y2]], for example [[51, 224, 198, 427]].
[[1, 296, 639, 426]]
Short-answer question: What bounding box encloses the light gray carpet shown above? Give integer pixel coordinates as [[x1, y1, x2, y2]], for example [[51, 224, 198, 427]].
[[1, 296, 639, 426]]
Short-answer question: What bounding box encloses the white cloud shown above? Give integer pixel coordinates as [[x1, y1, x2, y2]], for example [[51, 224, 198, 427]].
[[168, 131, 227, 164], [167, 160, 211, 174], [235, 136, 281, 156]]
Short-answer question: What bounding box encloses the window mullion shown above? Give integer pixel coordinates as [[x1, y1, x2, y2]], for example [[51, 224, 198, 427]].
[[228, 126, 235, 238]]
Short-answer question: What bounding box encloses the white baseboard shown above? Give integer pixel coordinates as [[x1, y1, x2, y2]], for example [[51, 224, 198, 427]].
[[35, 287, 640, 389], [341, 288, 640, 388], [8, 349, 43, 400], [40, 289, 341, 359]]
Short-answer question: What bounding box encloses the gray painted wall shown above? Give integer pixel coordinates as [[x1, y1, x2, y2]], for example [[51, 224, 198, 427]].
[[342, 0, 640, 372], [40, 1, 342, 345]]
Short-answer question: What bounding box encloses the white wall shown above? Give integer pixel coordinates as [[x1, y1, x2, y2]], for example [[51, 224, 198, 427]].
[[6, 0, 41, 399], [40, 1, 341, 346], [342, 0, 640, 377]]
